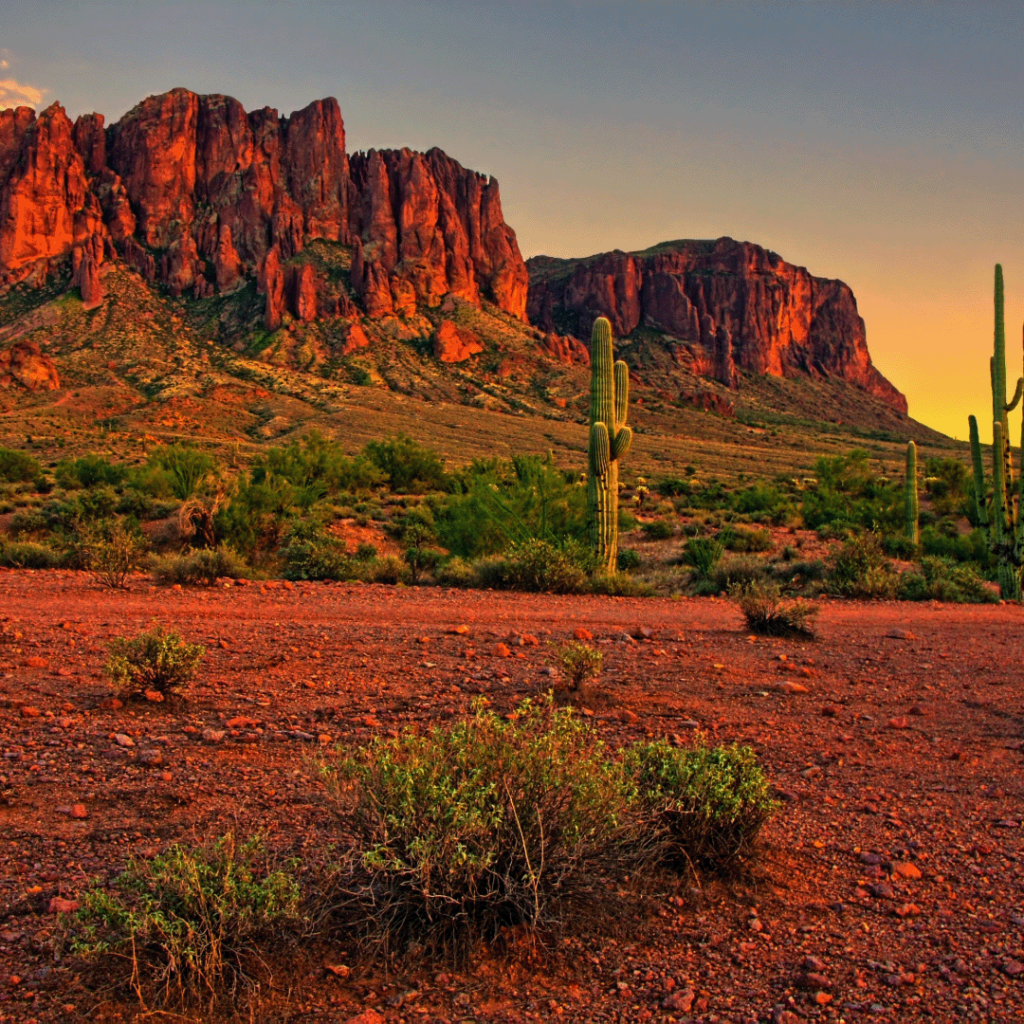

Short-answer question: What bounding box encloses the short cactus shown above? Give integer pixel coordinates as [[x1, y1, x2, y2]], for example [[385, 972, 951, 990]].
[[587, 317, 631, 574], [904, 441, 919, 545]]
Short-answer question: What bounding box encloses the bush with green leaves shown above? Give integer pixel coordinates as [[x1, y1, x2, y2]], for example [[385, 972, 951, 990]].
[[55, 454, 125, 490], [729, 579, 818, 637], [616, 547, 642, 572], [720, 525, 772, 553], [682, 535, 724, 581], [152, 547, 250, 587], [898, 557, 998, 604], [492, 538, 589, 594], [434, 556, 477, 588], [319, 697, 631, 957], [624, 737, 777, 873], [0, 446, 41, 483], [826, 534, 899, 599], [711, 554, 771, 594], [68, 834, 301, 1010], [364, 433, 447, 493], [0, 539, 62, 569], [551, 640, 603, 690], [80, 518, 148, 589], [641, 519, 674, 540], [105, 625, 206, 698]]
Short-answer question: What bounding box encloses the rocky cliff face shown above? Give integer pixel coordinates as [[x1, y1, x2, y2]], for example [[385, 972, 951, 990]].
[[527, 238, 906, 413], [0, 89, 528, 325]]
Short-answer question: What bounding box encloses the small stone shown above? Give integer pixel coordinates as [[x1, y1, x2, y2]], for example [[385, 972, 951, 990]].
[[867, 882, 895, 899], [448, 625, 470, 635], [888, 717, 910, 730], [573, 627, 593, 640], [48, 897, 79, 914], [893, 861, 922, 880], [814, 992, 833, 1005], [886, 629, 915, 640], [201, 728, 226, 743], [859, 851, 883, 865], [113, 733, 134, 748], [803, 955, 827, 971], [225, 716, 258, 729], [661, 988, 694, 1012], [1002, 959, 1024, 977], [493, 643, 511, 658], [70, 804, 87, 819], [23, 656, 48, 669], [138, 749, 163, 766], [143, 690, 164, 703], [775, 681, 809, 695], [821, 704, 838, 717], [99, 698, 123, 710], [344, 1011, 386, 1024], [19, 706, 41, 718], [894, 903, 921, 917], [796, 972, 831, 990]]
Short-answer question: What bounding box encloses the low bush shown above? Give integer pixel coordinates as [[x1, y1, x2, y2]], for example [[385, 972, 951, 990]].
[[616, 547, 642, 572], [365, 554, 410, 585], [720, 525, 772, 553], [435, 556, 477, 588], [153, 547, 249, 586], [625, 737, 776, 874], [729, 579, 818, 637], [319, 697, 631, 957], [682, 535, 724, 582], [826, 535, 899, 599], [641, 519, 674, 540], [105, 625, 206, 698], [551, 641, 603, 690], [482, 539, 589, 594], [0, 446, 41, 483], [80, 519, 148, 589], [68, 834, 301, 1010], [711, 555, 770, 593], [899, 557, 998, 604], [281, 538, 355, 582], [0, 540, 62, 569]]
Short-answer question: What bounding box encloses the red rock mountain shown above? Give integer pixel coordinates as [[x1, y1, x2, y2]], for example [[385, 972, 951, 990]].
[[0, 89, 528, 325], [0, 89, 904, 412], [527, 239, 906, 413]]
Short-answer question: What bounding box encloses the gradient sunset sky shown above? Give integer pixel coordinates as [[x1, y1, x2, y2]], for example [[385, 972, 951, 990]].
[[4, 0, 1022, 440]]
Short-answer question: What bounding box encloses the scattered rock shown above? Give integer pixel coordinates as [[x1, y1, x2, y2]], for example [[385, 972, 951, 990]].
[[70, 804, 88, 819], [48, 897, 79, 914], [886, 629, 916, 640], [661, 988, 694, 1012], [201, 728, 226, 743], [573, 627, 593, 641], [113, 733, 134, 748], [867, 882, 895, 899], [893, 861, 922, 880]]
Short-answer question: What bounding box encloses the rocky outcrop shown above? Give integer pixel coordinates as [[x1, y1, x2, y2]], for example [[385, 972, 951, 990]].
[[527, 239, 906, 413], [433, 320, 483, 363], [0, 89, 528, 329], [0, 340, 60, 391]]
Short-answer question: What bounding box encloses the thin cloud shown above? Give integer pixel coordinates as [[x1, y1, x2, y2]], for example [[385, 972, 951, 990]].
[[0, 78, 43, 109]]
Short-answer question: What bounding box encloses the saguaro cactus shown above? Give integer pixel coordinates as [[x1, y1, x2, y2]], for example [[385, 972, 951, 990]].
[[968, 264, 1024, 599], [905, 441, 919, 545], [587, 317, 632, 573]]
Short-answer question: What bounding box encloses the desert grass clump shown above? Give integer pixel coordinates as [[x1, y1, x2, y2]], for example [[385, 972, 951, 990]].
[[729, 579, 818, 638], [826, 534, 899, 599], [624, 737, 777, 875], [0, 539, 62, 569], [82, 519, 148, 589], [152, 546, 249, 586], [67, 834, 301, 1011], [898, 556, 998, 604], [551, 640, 603, 690], [319, 697, 630, 959], [105, 625, 206, 699]]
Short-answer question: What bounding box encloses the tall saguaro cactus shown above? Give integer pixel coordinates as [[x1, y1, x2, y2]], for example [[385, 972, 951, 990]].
[[904, 441, 919, 545], [587, 317, 632, 573], [968, 264, 1024, 600]]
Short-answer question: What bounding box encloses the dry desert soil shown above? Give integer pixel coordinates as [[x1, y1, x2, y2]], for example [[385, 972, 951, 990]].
[[1, 571, 1023, 1023]]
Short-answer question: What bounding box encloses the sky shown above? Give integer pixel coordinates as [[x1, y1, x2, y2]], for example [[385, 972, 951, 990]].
[[3, 0, 1023, 440]]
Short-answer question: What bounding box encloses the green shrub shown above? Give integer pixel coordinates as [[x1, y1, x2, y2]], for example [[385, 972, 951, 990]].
[[496, 539, 588, 594], [656, 477, 691, 497], [81, 519, 148, 589], [641, 519, 674, 540], [682, 535, 724, 581], [624, 738, 776, 873], [435, 556, 477, 588], [55, 454, 125, 490], [105, 625, 206, 698], [148, 445, 218, 500], [729, 579, 817, 637], [319, 698, 630, 956], [720, 525, 772, 553], [0, 540, 62, 569], [826, 534, 899, 599], [711, 555, 770, 593], [68, 834, 300, 1010], [153, 547, 249, 587], [899, 557, 998, 604], [0, 447, 41, 483], [616, 547, 642, 572], [364, 434, 447, 493], [281, 537, 355, 582], [551, 641, 603, 690], [366, 554, 409, 585]]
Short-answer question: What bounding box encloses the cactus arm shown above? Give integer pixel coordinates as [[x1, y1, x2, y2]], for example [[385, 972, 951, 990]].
[[969, 414, 988, 529], [589, 422, 611, 477], [1007, 377, 1023, 413], [614, 360, 629, 430], [993, 421, 1006, 543], [905, 441, 919, 545], [995, 265, 1007, 421], [611, 425, 632, 461]]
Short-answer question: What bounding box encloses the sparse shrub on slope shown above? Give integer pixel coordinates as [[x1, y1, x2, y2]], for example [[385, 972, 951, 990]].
[[68, 835, 301, 1011], [551, 640, 603, 690], [826, 534, 899, 599], [0, 446, 41, 483], [899, 556, 998, 604], [152, 546, 249, 586], [105, 625, 206, 699]]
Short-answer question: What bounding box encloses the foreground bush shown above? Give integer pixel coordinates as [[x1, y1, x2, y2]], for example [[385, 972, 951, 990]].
[[320, 698, 776, 959], [551, 640, 603, 690], [105, 625, 206, 698], [730, 579, 818, 637], [479, 538, 589, 594], [320, 698, 631, 957], [625, 738, 776, 873], [68, 834, 301, 1010], [826, 534, 899, 599]]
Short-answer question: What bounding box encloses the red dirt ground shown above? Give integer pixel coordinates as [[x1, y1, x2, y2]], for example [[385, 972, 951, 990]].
[[1, 571, 1022, 1023]]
